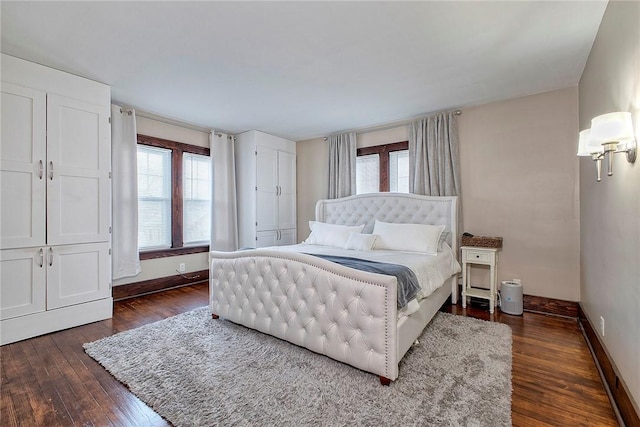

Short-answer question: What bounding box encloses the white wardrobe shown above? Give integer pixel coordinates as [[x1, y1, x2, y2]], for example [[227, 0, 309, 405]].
[[236, 130, 296, 249], [0, 55, 112, 345]]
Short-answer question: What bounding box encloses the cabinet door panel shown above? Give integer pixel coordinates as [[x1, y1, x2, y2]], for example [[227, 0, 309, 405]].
[[46, 242, 111, 309], [278, 229, 297, 246], [0, 83, 46, 249], [0, 248, 46, 320], [277, 151, 296, 230], [278, 151, 296, 195], [256, 230, 277, 248], [278, 192, 297, 231], [256, 147, 279, 232], [256, 147, 278, 194], [256, 191, 278, 232], [46, 94, 110, 245]]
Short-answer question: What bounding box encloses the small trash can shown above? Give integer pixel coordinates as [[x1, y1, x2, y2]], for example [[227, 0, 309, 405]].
[[500, 281, 523, 315]]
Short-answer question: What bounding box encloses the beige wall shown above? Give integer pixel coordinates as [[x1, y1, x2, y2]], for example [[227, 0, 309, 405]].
[[459, 87, 580, 301], [297, 87, 580, 301], [578, 0, 640, 410], [296, 136, 329, 239], [113, 115, 210, 286]]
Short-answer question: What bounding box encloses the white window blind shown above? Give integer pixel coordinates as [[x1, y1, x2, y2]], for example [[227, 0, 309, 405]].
[[389, 150, 409, 193], [356, 153, 379, 194], [137, 145, 172, 249], [183, 153, 211, 245]]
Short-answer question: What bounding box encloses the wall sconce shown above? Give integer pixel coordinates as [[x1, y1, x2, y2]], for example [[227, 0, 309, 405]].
[[577, 112, 637, 182]]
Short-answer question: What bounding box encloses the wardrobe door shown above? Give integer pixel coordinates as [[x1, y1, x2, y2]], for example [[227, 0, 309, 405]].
[[46, 94, 111, 245], [277, 150, 296, 231], [255, 146, 279, 232], [46, 242, 111, 309], [0, 83, 46, 249], [0, 247, 46, 320]]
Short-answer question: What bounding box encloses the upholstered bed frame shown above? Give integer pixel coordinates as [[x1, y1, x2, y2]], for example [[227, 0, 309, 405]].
[[209, 193, 459, 384]]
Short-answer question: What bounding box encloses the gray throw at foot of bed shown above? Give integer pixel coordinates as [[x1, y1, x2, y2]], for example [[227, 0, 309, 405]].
[[302, 253, 421, 308]]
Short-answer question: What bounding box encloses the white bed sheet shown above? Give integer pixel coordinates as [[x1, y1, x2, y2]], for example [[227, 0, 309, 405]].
[[265, 243, 461, 316]]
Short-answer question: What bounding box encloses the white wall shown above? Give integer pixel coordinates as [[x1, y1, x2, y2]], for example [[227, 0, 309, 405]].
[[578, 0, 640, 410], [296, 87, 580, 301], [113, 115, 210, 286]]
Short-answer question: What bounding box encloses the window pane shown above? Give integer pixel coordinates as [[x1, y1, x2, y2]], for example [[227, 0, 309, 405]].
[[137, 145, 172, 249], [183, 153, 211, 245], [389, 150, 409, 193], [356, 154, 379, 194]]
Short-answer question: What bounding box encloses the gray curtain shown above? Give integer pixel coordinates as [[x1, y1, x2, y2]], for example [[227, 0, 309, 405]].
[[328, 132, 357, 199], [409, 112, 461, 197]]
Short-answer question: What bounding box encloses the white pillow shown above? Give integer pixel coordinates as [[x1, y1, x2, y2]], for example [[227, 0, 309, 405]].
[[344, 232, 378, 251], [304, 221, 365, 248], [373, 220, 446, 255], [438, 231, 450, 251]]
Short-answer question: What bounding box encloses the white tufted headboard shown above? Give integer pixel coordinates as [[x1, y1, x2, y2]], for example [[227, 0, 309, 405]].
[[315, 193, 459, 254]]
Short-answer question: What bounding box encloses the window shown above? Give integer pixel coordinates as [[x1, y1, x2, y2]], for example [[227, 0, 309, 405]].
[[136, 134, 211, 259], [389, 150, 409, 192], [356, 141, 409, 194], [356, 154, 380, 194], [137, 145, 172, 249], [183, 153, 211, 245]]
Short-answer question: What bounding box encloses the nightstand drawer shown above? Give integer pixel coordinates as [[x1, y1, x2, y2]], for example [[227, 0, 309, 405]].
[[464, 249, 494, 263]]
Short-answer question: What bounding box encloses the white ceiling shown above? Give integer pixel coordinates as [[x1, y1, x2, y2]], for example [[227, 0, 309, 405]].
[[1, 1, 607, 141]]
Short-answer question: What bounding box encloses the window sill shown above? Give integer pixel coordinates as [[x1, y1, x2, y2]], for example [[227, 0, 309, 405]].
[[139, 245, 209, 260]]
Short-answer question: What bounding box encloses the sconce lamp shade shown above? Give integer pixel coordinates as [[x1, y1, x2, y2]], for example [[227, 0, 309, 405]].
[[577, 129, 602, 156], [580, 111, 636, 181], [590, 112, 635, 146]]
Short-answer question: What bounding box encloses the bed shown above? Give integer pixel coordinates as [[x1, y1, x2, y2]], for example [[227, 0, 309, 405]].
[[209, 193, 460, 384]]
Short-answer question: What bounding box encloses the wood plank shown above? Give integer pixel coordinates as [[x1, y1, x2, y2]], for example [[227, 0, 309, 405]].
[[5, 341, 73, 425], [28, 335, 101, 426]]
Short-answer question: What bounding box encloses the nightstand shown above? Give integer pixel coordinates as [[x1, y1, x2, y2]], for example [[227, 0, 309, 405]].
[[461, 246, 499, 313]]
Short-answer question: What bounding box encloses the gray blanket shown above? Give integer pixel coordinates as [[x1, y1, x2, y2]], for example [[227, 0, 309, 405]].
[[304, 254, 421, 309]]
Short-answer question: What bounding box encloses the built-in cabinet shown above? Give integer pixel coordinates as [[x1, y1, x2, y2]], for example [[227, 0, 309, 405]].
[[1, 54, 112, 345], [236, 130, 296, 249]]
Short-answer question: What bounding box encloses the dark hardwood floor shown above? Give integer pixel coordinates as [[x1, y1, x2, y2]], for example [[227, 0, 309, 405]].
[[1, 283, 618, 426]]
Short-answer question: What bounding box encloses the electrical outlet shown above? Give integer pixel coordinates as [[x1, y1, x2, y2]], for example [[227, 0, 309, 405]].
[[179, 263, 186, 273], [599, 316, 605, 337]]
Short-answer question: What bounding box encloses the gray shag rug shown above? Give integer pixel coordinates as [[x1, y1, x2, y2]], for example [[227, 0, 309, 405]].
[[84, 307, 512, 426]]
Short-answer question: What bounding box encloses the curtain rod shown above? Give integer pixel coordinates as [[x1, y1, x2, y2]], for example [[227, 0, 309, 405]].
[[134, 108, 215, 133], [322, 109, 461, 141]]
